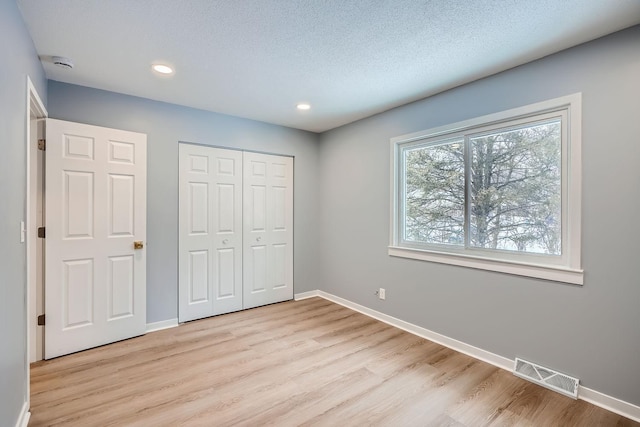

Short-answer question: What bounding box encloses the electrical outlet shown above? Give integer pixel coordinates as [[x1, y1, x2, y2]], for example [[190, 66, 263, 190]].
[[379, 288, 386, 300]]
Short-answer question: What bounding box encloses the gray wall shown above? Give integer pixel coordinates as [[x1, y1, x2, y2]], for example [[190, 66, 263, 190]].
[[47, 81, 321, 323], [318, 25, 640, 406], [0, 0, 47, 425]]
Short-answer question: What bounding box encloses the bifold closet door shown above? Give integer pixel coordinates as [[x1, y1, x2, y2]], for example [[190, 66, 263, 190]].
[[243, 152, 294, 309], [179, 144, 243, 322]]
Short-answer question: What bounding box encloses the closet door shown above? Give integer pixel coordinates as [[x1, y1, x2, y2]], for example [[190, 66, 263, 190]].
[[179, 144, 243, 322], [243, 152, 294, 309]]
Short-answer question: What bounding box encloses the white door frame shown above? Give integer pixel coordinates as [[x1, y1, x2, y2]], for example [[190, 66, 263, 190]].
[[25, 76, 47, 417]]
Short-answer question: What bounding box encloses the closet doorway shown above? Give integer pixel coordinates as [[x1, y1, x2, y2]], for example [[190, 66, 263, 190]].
[[178, 143, 293, 322]]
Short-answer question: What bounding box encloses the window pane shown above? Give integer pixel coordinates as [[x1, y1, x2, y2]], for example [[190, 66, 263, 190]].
[[469, 121, 561, 254], [404, 141, 464, 245]]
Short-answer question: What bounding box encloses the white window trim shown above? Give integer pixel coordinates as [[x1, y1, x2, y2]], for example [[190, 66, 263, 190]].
[[389, 93, 583, 285]]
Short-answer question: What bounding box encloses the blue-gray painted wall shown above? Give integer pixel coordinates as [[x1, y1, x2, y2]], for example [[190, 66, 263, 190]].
[[318, 25, 640, 406], [0, 0, 47, 425], [47, 81, 322, 324]]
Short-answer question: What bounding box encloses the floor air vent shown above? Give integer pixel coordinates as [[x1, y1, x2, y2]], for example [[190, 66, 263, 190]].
[[513, 358, 579, 399]]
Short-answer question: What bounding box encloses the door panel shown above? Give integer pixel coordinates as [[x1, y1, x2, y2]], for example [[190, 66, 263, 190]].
[[243, 152, 293, 309], [273, 187, 286, 230], [217, 248, 235, 297], [63, 258, 93, 328], [108, 174, 134, 236], [189, 250, 209, 303], [108, 140, 135, 164], [179, 144, 243, 321], [45, 119, 146, 359], [217, 184, 235, 232], [64, 134, 94, 159], [189, 182, 209, 234], [250, 245, 267, 292], [250, 185, 267, 231], [272, 244, 287, 288], [108, 255, 134, 319], [64, 171, 94, 238]]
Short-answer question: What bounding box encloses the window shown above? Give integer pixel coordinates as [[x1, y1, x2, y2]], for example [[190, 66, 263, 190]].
[[390, 94, 582, 284]]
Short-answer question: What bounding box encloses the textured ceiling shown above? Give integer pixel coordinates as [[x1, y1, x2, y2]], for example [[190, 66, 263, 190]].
[[17, 0, 640, 132]]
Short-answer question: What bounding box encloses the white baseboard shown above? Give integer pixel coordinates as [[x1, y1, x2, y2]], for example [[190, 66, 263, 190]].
[[313, 290, 513, 371], [579, 386, 640, 422], [294, 290, 320, 300], [15, 401, 30, 427], [294, 290, 640, 422], [146, 318, 179, 333]]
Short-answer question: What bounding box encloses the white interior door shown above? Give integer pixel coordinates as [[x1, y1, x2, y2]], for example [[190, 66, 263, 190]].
[[243, 152, 294, 309], [45, 119, 146, 359], [179, 144, 243, 322]]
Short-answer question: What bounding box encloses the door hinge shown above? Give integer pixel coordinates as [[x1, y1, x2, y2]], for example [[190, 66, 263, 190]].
[[37, 227, 45, 238], [37, 314, 45, 326], [38, 139, 46, 151]]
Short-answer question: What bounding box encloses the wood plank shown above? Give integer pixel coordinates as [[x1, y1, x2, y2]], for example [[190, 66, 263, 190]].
[[30, 297, 639, 426]]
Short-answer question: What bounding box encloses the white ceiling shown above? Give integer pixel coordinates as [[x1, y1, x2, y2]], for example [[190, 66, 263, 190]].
[[17, 0, 640, 133]]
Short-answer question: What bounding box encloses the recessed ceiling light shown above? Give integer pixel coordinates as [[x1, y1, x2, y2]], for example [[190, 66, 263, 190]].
[[152, 64, 174, 75], [296, 103, 311, 110]]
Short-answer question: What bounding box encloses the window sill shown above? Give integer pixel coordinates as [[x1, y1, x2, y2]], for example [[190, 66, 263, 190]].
[[388, 246, 583, 285]]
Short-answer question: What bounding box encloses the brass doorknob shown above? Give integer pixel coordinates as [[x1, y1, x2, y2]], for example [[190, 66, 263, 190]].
[[134, 241, 144, 250]]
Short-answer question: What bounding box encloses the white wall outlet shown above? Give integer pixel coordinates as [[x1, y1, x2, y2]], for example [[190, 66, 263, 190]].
[[20, 221, 25, 243], [379, 288, 386, 300]]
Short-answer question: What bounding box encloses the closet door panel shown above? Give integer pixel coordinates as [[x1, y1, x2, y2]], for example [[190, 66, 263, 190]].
[[179, 144, 242, 322], [243, 152, 293, 309], [210, 151, 243, 316]]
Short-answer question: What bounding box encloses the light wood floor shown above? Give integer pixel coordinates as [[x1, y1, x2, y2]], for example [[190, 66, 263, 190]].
[[30, 297, 638, 426]]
